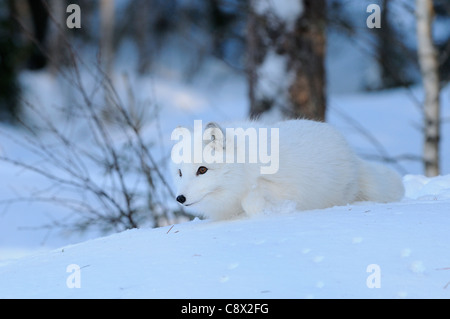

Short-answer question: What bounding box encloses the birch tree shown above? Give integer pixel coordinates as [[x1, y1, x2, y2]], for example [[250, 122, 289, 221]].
[[416, 0, 440, 176]]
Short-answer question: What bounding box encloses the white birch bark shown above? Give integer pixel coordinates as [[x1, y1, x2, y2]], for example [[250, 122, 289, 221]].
[[416, 0, 440, 176]]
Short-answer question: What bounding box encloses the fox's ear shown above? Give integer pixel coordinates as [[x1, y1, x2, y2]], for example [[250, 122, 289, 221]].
[[204, 122, 225, 149]]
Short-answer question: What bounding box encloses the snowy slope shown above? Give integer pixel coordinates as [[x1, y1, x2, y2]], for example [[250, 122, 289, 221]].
[[1, 17, 449, 298], [0, 175, 449, 299]]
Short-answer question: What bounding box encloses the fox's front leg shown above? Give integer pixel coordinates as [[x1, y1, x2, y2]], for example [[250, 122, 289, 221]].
[[241, 186, 267, 216]]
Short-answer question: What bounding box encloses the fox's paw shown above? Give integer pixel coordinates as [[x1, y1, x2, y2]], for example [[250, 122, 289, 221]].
[[241, 189, 267, 216]]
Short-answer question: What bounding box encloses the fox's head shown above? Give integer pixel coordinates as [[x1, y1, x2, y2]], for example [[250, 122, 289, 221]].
[[170, 122, 246, 219]]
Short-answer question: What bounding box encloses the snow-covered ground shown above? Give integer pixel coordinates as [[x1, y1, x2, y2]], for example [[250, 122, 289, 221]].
[[1, 73, 449, 297], [0, 174, 449, 298], [1, 13, 450, 297]]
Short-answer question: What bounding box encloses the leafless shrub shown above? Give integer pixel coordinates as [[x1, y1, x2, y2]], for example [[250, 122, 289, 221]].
[[0, 19, 193, 235]]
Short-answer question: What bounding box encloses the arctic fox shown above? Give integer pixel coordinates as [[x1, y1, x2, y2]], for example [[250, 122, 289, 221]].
[[171, 119, 404, 220]]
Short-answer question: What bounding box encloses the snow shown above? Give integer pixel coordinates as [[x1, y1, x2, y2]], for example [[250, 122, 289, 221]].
[[2, 62, 450, 299], [1, 57, 450, 298], [254, 48, 293, 110], [403, 174, 450, 201], [253, 0, 303, 31], [1, 1, 450, 298], [0, 175, 449, 298]]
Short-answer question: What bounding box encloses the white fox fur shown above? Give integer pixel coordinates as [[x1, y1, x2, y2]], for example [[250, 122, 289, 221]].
[[171, 119, 404, 220]]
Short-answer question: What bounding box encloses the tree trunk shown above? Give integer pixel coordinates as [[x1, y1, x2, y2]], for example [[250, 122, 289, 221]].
[[416, 0, 440, 177], [47, 0, 68, 75], [100, 0, 114, 77], [100, 0, 115, 120], [26, 0, 49, 70], [247, 0, 326, 121], [0, 0, 21, 122], [133, 0, 153, 74], [378, 0, 397, 88], [290, 0, 326, 121]]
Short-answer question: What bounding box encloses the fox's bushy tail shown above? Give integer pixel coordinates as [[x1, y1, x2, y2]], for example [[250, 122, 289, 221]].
[[357, 159, 404, 203]]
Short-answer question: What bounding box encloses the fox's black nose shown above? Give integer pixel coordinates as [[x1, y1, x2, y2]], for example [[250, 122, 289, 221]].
[[176, 195, 186, 204]]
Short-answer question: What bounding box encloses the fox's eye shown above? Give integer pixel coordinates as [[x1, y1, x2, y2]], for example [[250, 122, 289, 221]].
[[178, 169, 182, 177], [196, 166, 208, 175]]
